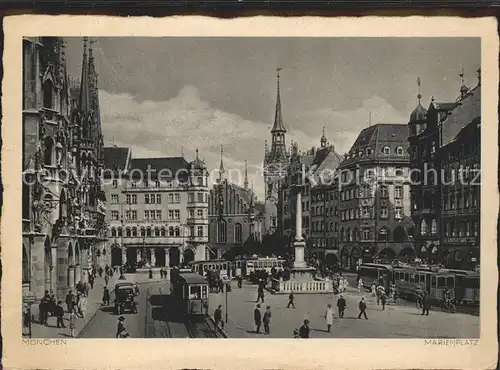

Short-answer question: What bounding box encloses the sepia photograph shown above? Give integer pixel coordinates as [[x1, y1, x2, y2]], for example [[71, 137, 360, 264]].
[[2, 15, 498, 370], [20, 35, 482, 339]]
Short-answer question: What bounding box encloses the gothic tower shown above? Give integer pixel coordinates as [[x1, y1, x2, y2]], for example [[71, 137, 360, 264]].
[[263, 68, 289, 234]]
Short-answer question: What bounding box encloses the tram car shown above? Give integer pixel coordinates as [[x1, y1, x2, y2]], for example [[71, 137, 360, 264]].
[[189, 260, 231, 279], [443, 269, 479, 306], [244, 257, 285, 276], [357, 263, 394, 291], [170, 269, 209, 316]]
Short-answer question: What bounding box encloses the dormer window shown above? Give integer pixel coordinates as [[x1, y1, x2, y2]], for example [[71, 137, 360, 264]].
[[366, 147, 373, 156], [396, 146, 404, 156], [382, 146, 390, 155]]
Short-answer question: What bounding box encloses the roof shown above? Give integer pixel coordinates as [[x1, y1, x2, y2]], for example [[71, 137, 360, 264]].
[[440, 85, 481, 146], [339, 123, 409, 168], [129, 157, 189, 179], [103, 147, 130, 172], [177, 272, 208, 284], [271, 79, 286, 133], [409, 102, 427, 122]]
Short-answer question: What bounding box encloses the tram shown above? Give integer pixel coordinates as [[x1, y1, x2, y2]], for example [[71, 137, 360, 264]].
[[357, 263, 394, 290], [170, 268, 209, 316], [189, 260, 232, 279], [243, 257, 285, 276], [442, 269, 479, 306]]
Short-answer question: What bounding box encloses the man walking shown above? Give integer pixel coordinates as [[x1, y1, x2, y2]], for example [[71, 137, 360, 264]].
[[421, 292, 431, 316], [287, 291, 295, 308], [263, 306, 272, 335], [381, 292, 387, 310], [357, 297, 368, 319], [55, 301, 66, 328], [214, 305, 224, 330], [256, 284, 265, 303], [299, 319, 310, 338], [337, 294, 346, 318], [254, 304, 262, 334]]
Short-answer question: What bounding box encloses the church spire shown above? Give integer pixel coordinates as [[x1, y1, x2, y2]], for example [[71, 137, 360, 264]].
[[79, 37, 90, 116], [218, 144, 225, 182], [244, 160, 249, 190], [271, 67, 286, 133], [320, 126, 327, 148]]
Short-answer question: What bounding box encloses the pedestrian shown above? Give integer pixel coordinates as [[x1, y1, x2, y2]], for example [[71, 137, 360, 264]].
[[148, 268, 153, 279], [102, 286, 110, 305], [263, 306, 271, 334], [134, 282, 140, 296], [357, 278, 363, 293], [337, 294, 346, 318], [39, 298, 48, 325], [421, 292, 431, 316], [55, 301, 66, 328], [371, 283, 377, 298], [256, 285, 265, 303], [76, 292, 84, 318], [299, 319, 310, 338], [416, 287, 423, 309], [160, 268, 164, 279], [287, 291, 295, 308], [376, 284, 382, 306], [254, 304, 262, 334], [69, 310, 77, 338], [98, 266, 103, 278], [325, 303, 334, 332], [237, 276, 242, 289], [357, 297, 368, 320], [116, 316, 127, 338], [381, 292, 387, 310], [22, 304, 31, 336], [48, 293, 57, 316], [89, 274, 94, 290], [214, 304, 224, 330], [104, 274, 109, 286]]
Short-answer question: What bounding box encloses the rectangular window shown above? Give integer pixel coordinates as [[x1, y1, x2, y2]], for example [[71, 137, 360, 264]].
[[395, 185, 403, 199], [395, 207, 403, 220], [168, 194, 174, 203], [126, 210, 132, 220], [189, 209, 195, 218], [150, 211, 156, 220], [168, 210, 174, 220], [126, 194, 131, 204], [188, 193, 194, 203], [156, 210, 162, 220], [380, 185, 388, 198], [156, 194, 161, 204], [197, 226, 203, 237], [131, 210, 137, 220], [111, 211, 119, 220], [145, 194, 150, 204], [174, 210, 180, 220], [380, 207, 388, 218], [197, 192, 203, 202], [197, 209, 203, 217], [111, 194, 119, 204], [144, 210, 149, 220], [175, 193, 180, 203], [363, 228, 371, 241], [362, 206, 371, 218], [112, 180, 118, 188]]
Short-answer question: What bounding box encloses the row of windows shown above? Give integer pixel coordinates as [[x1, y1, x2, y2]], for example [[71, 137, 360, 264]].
[[188, 209, 207, 218], [443, 220, 479, 237], [216, 221, 243, 244], [345, 146, 405, 160], [112, 177, 207, 189], [109, 225, 205, 238], [340, 185, 403, 201], [312, 237, 338, 248], [442, 188, 479, 211], [110, 193, 184, 205], [340, 206, 403, 220], [338, 167, 405, 183], [442, 164, 480, 183], [110, 209, 181, 221], [338, 226, 408, 242]]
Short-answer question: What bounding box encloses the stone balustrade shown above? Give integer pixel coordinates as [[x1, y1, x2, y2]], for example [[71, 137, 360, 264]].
[[271, 278, 332, 294]]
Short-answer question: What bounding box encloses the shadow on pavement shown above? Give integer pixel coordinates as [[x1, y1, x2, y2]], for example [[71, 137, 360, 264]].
[[151, 307, 167, 321], [149, 295, 166, 306]]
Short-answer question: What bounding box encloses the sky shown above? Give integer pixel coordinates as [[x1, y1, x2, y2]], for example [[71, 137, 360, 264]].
[[64, 37, 480, 200]]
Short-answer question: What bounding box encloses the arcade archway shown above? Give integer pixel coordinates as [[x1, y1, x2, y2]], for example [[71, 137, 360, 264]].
[[399, 247, 416, 259], [378, 247, 396, 260], [350, 247, 361, 272], [155, 248, 166, 267], [126, 247, 137, 265], [169, 247, 180, 267], [325, 253, 338, 268], [340, 248, 350, 270], [183, 249, 195, 264], [111, 245, 123, 266]]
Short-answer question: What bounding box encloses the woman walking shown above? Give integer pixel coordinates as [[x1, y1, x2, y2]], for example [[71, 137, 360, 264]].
[[69, 310, 77, 338], [325, 304, 335, 332]]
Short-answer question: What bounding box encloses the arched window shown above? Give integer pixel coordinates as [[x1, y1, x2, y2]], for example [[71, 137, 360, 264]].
[[43, 80, 53, 108], [146, 227, 152, 237], [378, 227, 389, 241], [363, 228, 371, 241], [382, 146, 390, 155], [366, 147, 373, 156], [117, 227, 123, 237], [352, 228, 358, 241], [346, 228, 351, 242], [140, 227, 145, 237], [44, 137, 54, 165], [126, 227, 131, 237], [154, 227, 160, 237], [160, 227, 166, 237], [430, 219, 437, 234], [132, 227, 137, 237], [420, 219, 428, 235], [111, 227, 117, 237], [394, 226, 407, 242], [396, 146, 404, 156], [174, 227, 179, 237], [339, 228, 344, 242], [234, 223, 242, 244], [169, 227, 174, 236], [217, 220, 227, 243]]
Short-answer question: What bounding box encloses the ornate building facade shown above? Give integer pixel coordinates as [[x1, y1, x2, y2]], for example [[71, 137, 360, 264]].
[[337, 123, 414, 271], [103, 147, 210, 268], [408, 71, 481, 270], [208, 153, 265, 258], [22, 37, 106, 300]]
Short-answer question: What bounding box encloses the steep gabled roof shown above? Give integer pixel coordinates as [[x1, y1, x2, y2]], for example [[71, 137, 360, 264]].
[[103, 147, 130, 172], [129, 157, 189, 179]]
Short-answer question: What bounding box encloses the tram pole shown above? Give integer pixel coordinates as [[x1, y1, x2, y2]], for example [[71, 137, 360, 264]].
[[225, 284, 228, 323]]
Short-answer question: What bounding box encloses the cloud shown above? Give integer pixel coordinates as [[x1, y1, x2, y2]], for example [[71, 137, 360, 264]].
[[99, 86, 407, 200]]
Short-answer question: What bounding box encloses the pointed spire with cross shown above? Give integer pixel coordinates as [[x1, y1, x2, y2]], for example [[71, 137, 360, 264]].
[[244, 160, 249, 191], [218, 144, 225, 182], [417, 76, 422, 102]]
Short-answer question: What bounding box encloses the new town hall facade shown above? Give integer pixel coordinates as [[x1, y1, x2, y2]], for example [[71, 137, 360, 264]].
[[22, 37, 106, 300]]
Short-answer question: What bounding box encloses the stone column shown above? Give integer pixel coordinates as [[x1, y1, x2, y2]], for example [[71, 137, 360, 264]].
[[165, 249, 171, 280], [81, 249, 90, 283], [122, 246, 127, 265], [56, 236, 70, 299], [151, 248, 156, 267], [137, 249, 141, 262], [68, 266, 75, 289], [51, 248, 58, 294], [293, 187, 307, 269], [30, 235, 46, 299], [74, 264, 81, 285]]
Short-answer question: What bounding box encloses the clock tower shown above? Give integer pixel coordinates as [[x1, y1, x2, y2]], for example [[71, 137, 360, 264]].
[[263, 68, 289, 234]]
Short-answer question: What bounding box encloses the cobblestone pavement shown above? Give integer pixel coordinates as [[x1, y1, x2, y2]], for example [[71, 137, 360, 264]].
[[208, 280, 479, 339]]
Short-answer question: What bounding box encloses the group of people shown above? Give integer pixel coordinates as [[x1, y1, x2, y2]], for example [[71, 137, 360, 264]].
[[253, 304, 272, 334]]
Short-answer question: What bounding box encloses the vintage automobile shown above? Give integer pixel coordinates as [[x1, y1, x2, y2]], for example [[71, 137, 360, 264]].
[[114, 282, 138, 315]]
